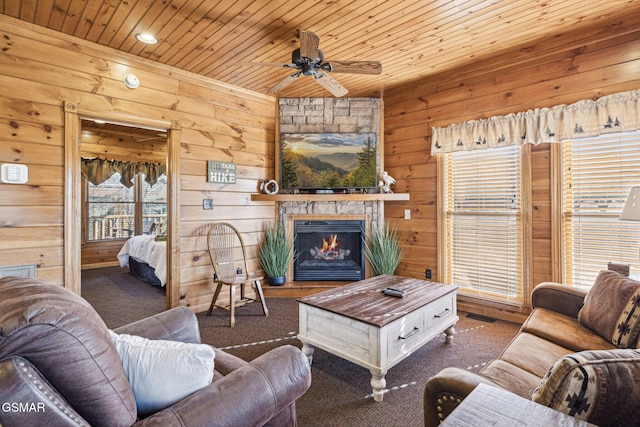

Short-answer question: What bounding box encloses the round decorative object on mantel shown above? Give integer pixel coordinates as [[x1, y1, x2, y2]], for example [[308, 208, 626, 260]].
[[260, 179, 279, 195]]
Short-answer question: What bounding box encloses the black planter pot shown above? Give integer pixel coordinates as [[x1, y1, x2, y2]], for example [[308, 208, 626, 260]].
[[267, 275, 286, 286]]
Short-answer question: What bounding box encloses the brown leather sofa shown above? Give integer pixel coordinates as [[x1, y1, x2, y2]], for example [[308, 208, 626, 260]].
[[0, 276, 311, 427], [424, 271, 640, 427]]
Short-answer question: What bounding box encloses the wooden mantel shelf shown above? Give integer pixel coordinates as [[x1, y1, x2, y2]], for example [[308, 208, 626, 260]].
[[251, 193, 410, 202]]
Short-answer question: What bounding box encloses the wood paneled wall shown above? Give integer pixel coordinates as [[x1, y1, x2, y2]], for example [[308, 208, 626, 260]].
[[0, 15, 275, 312], [383, 21, 640, 316], [80, 126, 167, 164], [4, 12, 640, 317]]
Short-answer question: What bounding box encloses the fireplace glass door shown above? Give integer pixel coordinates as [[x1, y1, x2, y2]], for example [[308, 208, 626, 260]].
[[294, 220, 365, 281]]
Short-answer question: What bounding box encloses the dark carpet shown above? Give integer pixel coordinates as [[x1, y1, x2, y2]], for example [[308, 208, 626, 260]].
[[81, 266, 166, 327], [82, 268, 521, 427]]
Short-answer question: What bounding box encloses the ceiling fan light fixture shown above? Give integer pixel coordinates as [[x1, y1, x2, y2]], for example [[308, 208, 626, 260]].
[[135, 33, 158, 44], [302, 63, 315, 76]]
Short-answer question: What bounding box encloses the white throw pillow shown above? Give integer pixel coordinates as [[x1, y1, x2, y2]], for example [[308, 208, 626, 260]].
[[108, 330, 215, 417]]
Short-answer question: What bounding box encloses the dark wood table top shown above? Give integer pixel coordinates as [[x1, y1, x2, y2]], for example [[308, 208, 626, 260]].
[[297, 275, 457, 327]]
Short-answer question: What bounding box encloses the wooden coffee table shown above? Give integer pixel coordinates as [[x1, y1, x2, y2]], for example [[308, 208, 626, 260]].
[[297, 275, 458, 401]]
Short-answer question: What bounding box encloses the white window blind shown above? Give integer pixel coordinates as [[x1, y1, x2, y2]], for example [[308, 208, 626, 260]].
[[562, 132, 640, 288], [444, 145, 523, 303]]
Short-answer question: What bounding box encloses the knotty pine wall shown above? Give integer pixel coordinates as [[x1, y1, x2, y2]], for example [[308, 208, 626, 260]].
[[0, 15, 275, 312], [384, 22, 640, 317]]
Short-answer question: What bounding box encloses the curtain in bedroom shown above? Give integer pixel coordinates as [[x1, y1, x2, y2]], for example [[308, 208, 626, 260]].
[[81, 158, 166, 187]]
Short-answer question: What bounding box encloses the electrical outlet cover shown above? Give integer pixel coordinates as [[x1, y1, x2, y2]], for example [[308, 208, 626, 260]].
[[203, 199, 214, 210]]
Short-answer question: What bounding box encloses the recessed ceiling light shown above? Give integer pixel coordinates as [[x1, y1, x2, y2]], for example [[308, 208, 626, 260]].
[[135, 33, 158, 44]]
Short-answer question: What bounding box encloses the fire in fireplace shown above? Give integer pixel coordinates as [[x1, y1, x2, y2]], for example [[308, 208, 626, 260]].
[[294, 220, 365, 281]]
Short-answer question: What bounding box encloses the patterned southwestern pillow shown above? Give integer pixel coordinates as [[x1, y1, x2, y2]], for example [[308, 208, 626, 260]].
[[578, 270, 640, 348], [532, 349, 640, 426]]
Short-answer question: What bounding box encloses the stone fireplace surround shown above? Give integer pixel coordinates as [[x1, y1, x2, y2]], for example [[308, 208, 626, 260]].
[[274, 98, 387, 281], [281, 200, 379, 280]]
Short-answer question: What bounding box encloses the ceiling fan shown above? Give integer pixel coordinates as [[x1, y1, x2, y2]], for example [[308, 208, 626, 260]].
[[239, 31, 382, 97]]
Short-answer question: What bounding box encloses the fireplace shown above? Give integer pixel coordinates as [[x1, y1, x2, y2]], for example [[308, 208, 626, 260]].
[[293, 219, 365, 281]]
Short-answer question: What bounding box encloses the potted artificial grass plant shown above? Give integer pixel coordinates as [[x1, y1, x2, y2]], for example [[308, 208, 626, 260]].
[[258, 221, 294, 286], [364, 221, 405, 276]]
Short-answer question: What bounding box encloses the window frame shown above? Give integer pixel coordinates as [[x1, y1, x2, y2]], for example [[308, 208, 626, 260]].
[[82, 173, 166, 243]]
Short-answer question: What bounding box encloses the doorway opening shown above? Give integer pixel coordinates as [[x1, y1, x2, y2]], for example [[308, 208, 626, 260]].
[[64, 102, 181, 310], [79, 120, 168, 317]]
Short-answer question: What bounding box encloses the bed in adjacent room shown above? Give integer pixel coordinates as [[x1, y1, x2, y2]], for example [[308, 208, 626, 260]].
[[117, 235, 166, 287]]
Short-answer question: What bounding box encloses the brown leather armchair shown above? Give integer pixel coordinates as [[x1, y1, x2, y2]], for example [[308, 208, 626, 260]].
[[0, 276, 311, 427]]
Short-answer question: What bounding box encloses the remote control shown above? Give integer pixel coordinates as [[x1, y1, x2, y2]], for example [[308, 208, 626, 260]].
[[381, 287, 405, 298]]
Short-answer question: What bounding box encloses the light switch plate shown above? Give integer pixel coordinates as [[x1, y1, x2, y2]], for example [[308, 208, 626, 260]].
[[404, 209, 411, 219], [1, 163, 28, 184]]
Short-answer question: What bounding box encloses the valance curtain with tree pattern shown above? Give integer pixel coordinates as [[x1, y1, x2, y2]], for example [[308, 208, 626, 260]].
[[431, 89, 640, 154], [81, 158, 166, 188]]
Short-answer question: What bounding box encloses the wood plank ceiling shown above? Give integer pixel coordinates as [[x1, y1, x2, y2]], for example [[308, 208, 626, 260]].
[[1, 0, 638, 98]]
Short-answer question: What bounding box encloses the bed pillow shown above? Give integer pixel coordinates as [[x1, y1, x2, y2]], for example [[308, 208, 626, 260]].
[[532, 349, 640, 426], [578, 270, 640, 348], [108, 330, 215, 417]]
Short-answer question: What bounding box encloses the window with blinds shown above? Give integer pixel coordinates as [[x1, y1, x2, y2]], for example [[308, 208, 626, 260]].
[[561, 132, 640, 288], [443, 145, 523, 304]]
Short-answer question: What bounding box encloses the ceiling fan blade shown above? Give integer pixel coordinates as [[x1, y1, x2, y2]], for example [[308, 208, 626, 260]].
[[300, 31, 320, 59], [267, 73, 300, 95], [235, 61, 292, 68], [314, 73, 348, 97], [327, 61, 382, 75]]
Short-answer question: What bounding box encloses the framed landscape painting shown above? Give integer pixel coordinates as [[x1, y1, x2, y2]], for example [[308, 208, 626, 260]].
[[279, 132, 378, 192]]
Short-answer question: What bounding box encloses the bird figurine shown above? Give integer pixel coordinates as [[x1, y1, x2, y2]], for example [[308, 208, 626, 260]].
[[379, 171, 396, 193]]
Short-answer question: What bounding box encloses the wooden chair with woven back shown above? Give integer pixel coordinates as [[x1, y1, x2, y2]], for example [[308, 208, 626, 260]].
[[206, 222, 269, 327]]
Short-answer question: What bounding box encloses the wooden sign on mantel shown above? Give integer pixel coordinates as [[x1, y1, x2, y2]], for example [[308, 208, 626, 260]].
[[208, 161, 236, 184]]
